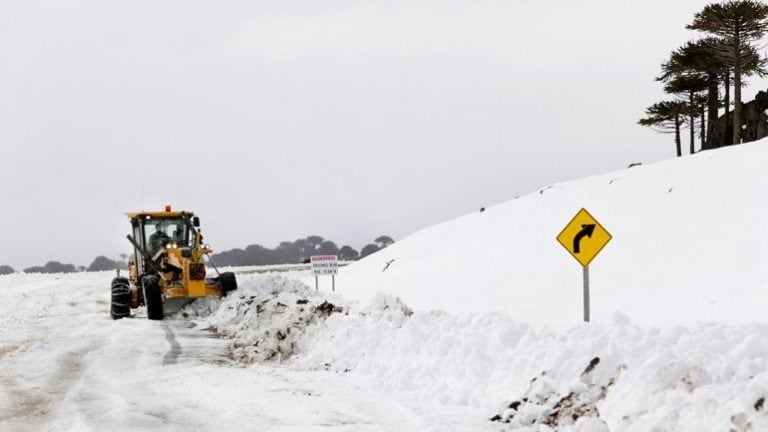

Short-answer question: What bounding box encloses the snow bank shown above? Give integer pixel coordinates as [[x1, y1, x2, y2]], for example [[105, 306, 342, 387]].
[[181, 273, 346, 363], [294, 300, 768, 431], [157, 262, 768, 431], [334, 141, 768, 325]]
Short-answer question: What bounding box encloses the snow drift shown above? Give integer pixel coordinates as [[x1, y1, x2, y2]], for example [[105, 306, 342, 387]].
[[178, 275, 768, 431], [296, 305, 768, 431]]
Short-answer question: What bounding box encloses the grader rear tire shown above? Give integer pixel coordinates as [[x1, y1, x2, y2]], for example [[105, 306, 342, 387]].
[[142, 275, 164, 320], [110, 277, 131, 320]]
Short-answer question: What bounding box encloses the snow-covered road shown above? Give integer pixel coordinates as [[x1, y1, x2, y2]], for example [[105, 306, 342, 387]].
[[0, 272, 492, 432]]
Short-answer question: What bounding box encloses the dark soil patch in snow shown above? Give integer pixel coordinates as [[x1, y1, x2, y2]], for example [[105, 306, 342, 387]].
[[492, 356, 623, 429], [316, 301, 343, 317]]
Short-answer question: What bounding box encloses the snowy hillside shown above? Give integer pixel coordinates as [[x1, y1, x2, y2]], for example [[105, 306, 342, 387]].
[[336, 140, 768, 325]]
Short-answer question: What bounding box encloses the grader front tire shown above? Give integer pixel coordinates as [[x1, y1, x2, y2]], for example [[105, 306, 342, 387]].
[[142, 275, 164, 320]]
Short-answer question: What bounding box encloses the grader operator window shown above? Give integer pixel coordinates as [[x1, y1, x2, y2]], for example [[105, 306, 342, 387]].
[[144, 218, 190, 256]]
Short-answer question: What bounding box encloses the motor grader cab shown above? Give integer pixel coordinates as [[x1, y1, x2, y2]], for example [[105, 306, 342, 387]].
[[110, 206, 237, 320]]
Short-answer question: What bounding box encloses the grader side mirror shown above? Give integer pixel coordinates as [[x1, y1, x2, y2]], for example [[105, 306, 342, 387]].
[[193, 216, 200, 227]]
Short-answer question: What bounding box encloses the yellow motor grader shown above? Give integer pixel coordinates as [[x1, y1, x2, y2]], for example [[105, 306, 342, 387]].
[[110, 206, 237, 320]]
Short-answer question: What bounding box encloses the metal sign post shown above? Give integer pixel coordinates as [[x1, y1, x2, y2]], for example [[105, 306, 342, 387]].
[[315, 275, 319, 291], [556, 208, 611, 323], [583, 266, 590, 322]]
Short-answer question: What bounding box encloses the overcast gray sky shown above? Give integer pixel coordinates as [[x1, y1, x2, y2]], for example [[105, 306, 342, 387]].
[[1, 0, 764, 269]]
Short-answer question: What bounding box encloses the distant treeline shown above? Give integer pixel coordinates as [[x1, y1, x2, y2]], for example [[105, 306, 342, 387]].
[[211, 235, 395, 267], [0, 235, 395, 275], [23, 261, 78, 274], [0, 256, 129, 275]]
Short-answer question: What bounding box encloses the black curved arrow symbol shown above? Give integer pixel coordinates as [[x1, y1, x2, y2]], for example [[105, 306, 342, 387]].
[[573, 224, 596, 254]]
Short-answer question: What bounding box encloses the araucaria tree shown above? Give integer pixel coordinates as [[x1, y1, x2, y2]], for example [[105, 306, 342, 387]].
[[639, 101, 695, 157], [658, 38, 728, 150], [661, 74, 709, 154], [688, 0, 768, 145]]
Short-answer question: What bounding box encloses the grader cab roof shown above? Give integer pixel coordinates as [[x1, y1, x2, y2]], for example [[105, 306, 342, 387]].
[[126, 208, 195, 219]]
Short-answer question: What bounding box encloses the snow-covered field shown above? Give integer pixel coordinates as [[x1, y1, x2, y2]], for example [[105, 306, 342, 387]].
[[3, 141, 768, 431]]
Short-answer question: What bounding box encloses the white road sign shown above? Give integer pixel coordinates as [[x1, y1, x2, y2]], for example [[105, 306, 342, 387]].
[[311, 255, 338, 275]]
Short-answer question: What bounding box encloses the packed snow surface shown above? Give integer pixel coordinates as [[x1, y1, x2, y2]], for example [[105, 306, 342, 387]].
[[336, 140, 768, 325]]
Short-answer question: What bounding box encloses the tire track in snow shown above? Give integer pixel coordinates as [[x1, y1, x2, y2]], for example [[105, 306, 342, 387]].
[[161, 321, 230, 366], [0, 340, 101, 430], [162, 323, 182, 365]]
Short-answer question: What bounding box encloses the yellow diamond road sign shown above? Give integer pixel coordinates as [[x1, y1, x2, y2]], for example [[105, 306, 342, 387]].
[[556, 208, 612, 267]]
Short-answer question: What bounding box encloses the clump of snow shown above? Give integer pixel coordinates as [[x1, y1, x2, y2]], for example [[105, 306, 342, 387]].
[[611, 311, 632, 326], [577, 418, 610, 432], [361, 292, 413, 325], [180, 274, 346, 363]]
